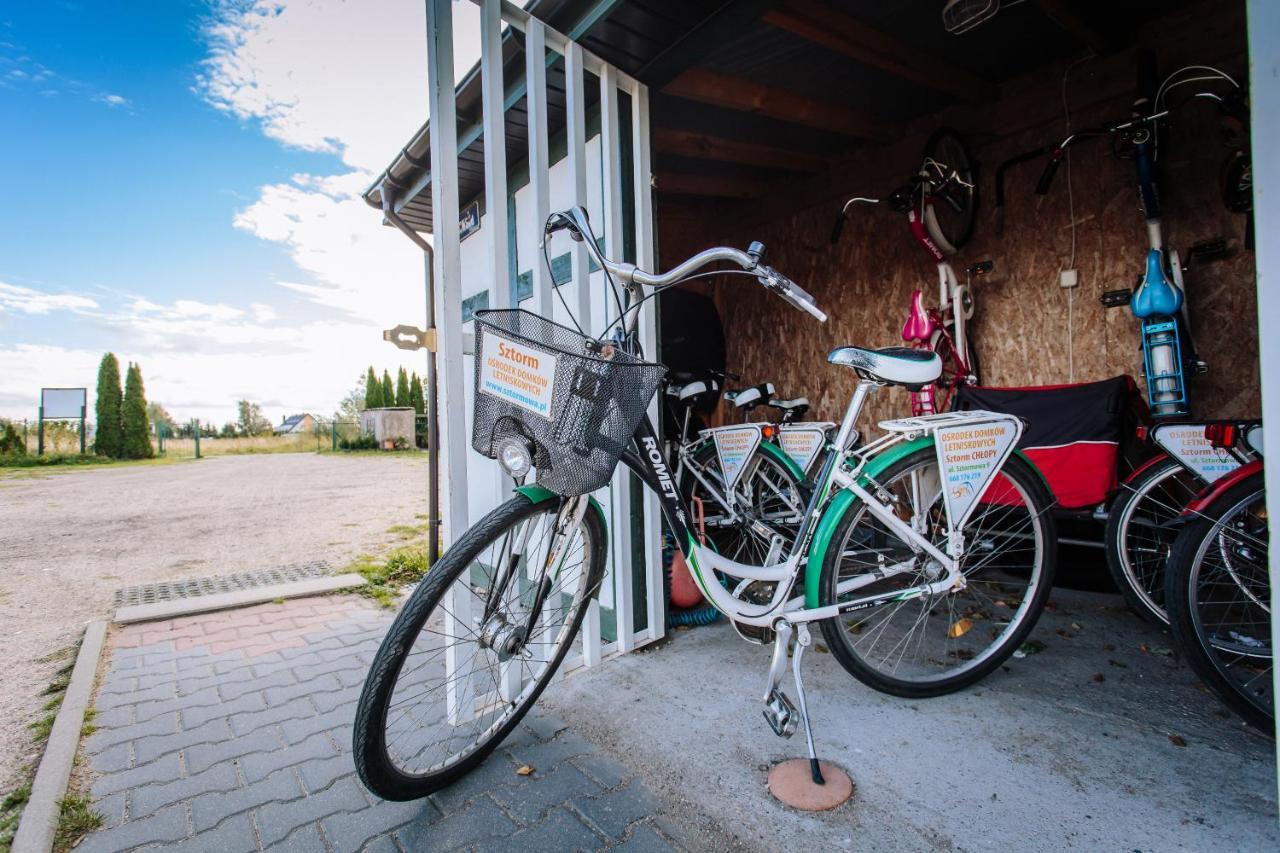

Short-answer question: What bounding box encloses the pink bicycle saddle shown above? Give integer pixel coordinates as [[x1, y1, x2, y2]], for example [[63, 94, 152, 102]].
[[901, 290, 934, 343]]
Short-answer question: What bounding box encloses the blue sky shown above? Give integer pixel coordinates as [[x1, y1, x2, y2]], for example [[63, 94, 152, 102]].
[[0, 0, 449, 424]]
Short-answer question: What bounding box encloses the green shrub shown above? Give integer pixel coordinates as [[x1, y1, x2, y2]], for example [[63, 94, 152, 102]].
[[0, 420, 24, 456], [338, 434, 379, 451]]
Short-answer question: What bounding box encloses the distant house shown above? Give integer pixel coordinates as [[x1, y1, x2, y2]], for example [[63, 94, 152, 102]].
[[276, 413, 316, 435]]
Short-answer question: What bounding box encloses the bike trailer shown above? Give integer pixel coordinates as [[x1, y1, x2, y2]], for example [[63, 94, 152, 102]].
[[952, 376, 1148, 509]]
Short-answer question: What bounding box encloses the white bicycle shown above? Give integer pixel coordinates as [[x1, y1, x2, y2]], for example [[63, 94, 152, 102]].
[[353, 207, 1058, 800]]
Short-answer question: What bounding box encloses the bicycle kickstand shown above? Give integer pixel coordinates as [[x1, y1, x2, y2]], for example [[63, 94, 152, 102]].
[[791, 625, 825, 785], [761, 620, 826, 785]]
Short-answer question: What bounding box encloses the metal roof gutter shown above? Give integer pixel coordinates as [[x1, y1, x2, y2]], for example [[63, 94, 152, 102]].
[[361, 0, 624, 220]]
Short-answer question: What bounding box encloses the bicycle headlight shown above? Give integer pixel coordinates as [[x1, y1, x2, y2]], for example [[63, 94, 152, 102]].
[[498, 439, 533, 479]]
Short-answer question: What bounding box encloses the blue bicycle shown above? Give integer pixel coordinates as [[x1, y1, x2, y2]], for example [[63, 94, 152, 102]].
[[1036, 64, 1245, 418]]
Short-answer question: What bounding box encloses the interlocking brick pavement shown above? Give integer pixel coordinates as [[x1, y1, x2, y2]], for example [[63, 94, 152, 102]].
[[77, 596, 690, 852]]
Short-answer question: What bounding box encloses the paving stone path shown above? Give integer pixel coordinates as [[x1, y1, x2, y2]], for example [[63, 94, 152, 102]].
[[78, 596, 689, 852]]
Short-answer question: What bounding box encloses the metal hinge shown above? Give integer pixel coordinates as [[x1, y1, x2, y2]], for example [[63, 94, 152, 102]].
[[383, 325, 437, 352]]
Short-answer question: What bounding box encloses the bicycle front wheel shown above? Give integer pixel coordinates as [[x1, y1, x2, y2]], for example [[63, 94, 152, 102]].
[[354, 492, 607, 800], [1165, 470, 1272, 729], [818, 447, 1056, 697], [1104, 455, 1202, 624]]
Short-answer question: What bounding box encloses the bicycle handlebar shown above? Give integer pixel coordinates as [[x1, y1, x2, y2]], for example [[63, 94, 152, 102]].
[[545, 206, 827, 322]]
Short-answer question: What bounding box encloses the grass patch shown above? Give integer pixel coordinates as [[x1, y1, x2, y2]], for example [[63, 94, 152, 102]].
[[80, 709, 98, 738], [28, 712, 57, 741], [347, 545, 431, 608], [0, 455, 185, 479], [52, 794, 102, 851], [198, 434, 326, 456], [0, 782, 31, 851], [387, 523, 428, 539]]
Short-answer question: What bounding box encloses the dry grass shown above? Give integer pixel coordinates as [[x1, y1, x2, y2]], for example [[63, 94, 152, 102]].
[[181, 434, 327, 456]]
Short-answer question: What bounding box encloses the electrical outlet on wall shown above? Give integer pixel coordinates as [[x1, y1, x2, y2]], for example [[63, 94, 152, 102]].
[[1059, 269, 1079, 288]]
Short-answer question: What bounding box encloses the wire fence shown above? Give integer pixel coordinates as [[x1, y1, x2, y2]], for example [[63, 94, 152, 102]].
[[3, 413, 429, 461]]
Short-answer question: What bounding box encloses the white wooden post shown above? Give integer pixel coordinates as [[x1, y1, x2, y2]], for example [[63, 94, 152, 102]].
[[598, 64, 636, 652], [527, 20, 553, 315], [630, 82, 665, 643], [1245, 0, 1280, 783], [427, 0, 474, 723], [565, 41, 602, 667]]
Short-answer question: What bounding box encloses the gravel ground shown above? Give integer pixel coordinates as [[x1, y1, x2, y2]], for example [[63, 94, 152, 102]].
[[0, 453, 429, 794]]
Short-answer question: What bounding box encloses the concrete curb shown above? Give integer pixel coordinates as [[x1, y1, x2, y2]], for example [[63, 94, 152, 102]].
[[112, 573, 368, 624], [12, 620, 107, 853]]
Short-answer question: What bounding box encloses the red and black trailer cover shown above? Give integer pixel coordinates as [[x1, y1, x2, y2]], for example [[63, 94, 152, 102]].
[[954, 376, 1148, 509]]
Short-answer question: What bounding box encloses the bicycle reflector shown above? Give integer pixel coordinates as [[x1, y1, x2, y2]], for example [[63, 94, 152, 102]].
[[762, 425, 777, 439], [1204, 423, 1238, 449]]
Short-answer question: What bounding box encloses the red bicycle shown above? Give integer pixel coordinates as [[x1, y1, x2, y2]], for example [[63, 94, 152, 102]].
[[832, 129, 984, 415]]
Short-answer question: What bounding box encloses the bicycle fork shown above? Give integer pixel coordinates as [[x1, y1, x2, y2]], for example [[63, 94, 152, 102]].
[[762, 619, 826, 785]]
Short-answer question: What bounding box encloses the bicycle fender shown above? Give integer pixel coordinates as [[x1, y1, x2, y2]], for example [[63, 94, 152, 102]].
[[805, 436, 933, 608], [1180, 459, 1264, 517], [803, 439, 1049, 608], [514, 485, 608, 593]]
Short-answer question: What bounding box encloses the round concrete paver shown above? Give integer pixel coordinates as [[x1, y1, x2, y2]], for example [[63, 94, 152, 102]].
[[767, 759, 854, 811]]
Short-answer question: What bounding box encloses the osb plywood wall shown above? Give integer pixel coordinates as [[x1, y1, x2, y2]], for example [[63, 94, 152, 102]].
[[666, 13, 1259, 429]]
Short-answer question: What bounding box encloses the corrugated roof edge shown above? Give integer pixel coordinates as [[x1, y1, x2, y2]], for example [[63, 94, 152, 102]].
[[361, 0, 591, 214]]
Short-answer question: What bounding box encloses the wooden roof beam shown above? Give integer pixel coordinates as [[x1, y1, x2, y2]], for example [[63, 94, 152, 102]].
[[653, 128, 828, 172], [657, 173, 768, 199], [662, 68, 895, 143], [763, 0, 996, 104]]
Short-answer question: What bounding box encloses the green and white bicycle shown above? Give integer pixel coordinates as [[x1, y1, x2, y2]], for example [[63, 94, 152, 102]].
[[353, 206, 1059, 800]]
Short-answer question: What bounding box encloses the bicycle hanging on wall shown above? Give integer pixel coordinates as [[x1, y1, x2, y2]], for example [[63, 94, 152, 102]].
[[1035, 64, 1246, 418], [353, 205, 1059, 800], [832, 129, 988, 416]]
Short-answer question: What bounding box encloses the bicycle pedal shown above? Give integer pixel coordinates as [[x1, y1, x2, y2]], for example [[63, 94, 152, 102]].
[[763, 688, 798, 738], [1100, 289, 1132, 308]]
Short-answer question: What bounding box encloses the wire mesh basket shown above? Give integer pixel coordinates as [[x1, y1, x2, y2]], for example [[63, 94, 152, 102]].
[[472, 309, 666, 496]]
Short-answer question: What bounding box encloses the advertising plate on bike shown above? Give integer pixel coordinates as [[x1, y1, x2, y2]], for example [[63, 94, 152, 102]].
[[1151, 423, 1242, 483], [934, 419, 1020, 530], [478, 333, 558, 419], [710, 425, 764, 490], [778, 424, 830, 473]]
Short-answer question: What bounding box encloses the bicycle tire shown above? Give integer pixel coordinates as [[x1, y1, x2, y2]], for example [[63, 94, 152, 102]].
[[818, 447, 1056, 698], [1103, 455, 1202, 624], [921, 128, 978, 251], [354, 492, 607, 800], [1164, 470, 1272, 729]]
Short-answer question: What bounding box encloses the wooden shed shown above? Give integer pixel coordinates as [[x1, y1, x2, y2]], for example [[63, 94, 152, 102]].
[[362, 0, 1276, 702]]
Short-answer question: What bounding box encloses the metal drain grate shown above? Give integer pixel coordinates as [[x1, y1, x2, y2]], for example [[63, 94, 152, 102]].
[[113, 561, 334, 608]]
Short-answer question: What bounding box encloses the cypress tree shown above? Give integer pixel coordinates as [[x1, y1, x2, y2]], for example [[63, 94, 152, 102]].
[[93, 352, 124, 458], [409, 372, 425, 415], [395, 367, 410, 407], [122, 362, 154, 459], [381, 371, 394, 409], [364, 367, 382, 409]]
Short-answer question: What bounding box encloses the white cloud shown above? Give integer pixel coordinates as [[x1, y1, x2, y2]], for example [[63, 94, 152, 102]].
[[95, 92, 129, 108], [1, 0, 486, 424], [0, 281, 98, 315]]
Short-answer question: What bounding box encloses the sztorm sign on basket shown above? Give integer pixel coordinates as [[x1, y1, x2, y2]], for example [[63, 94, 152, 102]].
[[472, 309, 665, 496]]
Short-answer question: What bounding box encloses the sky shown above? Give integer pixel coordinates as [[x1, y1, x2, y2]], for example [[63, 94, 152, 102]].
[[0, 0, 481, 427]]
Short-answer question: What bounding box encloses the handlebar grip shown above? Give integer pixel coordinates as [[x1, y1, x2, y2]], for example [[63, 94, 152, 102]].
[[830, 213, 846, 245], [779, 275, 828, 323], [1035, 153, 1063, 196]]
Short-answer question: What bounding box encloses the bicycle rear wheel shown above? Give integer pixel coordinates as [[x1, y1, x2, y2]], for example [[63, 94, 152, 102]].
[[681, 440, 806, 564], [354, 492, 606, 800], [818, 448, 1056, 697], [1165, 470, 1272, 729]]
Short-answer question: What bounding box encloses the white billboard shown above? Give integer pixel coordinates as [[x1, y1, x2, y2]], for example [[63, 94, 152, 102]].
[[41, 387, 87, 419]]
